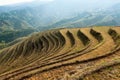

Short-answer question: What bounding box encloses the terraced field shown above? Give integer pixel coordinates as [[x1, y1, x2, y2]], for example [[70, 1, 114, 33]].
[[0, 27, 120, 80]]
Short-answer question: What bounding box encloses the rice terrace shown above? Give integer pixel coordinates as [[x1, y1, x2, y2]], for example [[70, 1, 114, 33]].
[[0, 27, 120, 80]]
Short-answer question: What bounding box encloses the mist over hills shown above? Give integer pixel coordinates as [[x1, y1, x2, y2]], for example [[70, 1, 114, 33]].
[[0, 0, 120, 29], [0, 0, 120, 43]]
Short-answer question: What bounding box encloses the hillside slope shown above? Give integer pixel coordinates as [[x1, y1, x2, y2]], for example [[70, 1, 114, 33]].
[[0, 3, 120, 44], [1, 3, 120, 30], [48, 10, 120, 28], [0, 27, 120, 80]]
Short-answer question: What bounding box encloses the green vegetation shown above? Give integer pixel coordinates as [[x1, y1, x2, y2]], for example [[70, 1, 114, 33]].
[[66, 31, 75, 47], [0, 28, 35, 49], [90, 29, 103, 42], [77, 30, 90, 46], [0, 29, 34, 43], [108, 28, 120, 44], [0, 41, 6, 49]]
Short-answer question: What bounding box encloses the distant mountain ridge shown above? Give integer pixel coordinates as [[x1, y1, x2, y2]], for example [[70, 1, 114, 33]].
[[47, 4, 120, 28], [0, 2, 120, 43], [0, 2, 120, 29]]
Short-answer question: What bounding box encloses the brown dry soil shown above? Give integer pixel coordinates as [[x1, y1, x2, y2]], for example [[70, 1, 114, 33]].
[[0, 27, 120, 80]]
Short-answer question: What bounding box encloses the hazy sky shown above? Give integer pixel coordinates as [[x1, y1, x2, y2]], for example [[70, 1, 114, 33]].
[[0, 0, 120, 7], [0, 0, 54, 6]]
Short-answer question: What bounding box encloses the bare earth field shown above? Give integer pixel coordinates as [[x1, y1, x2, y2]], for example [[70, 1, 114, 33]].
[[0, 27, 120, 80]]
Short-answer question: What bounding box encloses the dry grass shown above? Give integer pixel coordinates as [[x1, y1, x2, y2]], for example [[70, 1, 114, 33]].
[[0, 27, 120, 80]]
